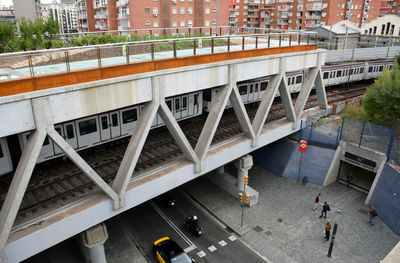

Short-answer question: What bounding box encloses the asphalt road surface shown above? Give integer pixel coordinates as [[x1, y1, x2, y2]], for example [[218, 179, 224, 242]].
[[123, 188, 266, 263]]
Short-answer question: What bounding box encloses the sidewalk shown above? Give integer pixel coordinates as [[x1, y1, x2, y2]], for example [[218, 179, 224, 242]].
[[184, 165, 400, 263]]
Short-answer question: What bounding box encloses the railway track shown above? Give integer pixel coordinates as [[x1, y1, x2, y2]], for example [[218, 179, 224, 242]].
[[1, 85, 367, 223]]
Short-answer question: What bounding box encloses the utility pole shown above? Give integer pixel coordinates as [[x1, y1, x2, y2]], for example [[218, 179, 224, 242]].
[[216, 0, 219, 35]]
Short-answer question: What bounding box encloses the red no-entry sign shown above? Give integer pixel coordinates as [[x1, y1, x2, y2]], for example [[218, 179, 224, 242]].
[[299, 140, 308, 152]]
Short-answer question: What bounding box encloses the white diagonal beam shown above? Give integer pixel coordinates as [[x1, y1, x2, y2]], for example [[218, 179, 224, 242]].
[[294, 67, 319, 120], [47, 128, 119, 204], [252, 73, 283, 138], [0, 129, 46, 262], [158, 101, 200, 172], [314, 68, 328, 110], [229, 84, 256, 146], [112, 78, 160, 209], [195, 65, 236, 167], [278, 73, 296, 122]]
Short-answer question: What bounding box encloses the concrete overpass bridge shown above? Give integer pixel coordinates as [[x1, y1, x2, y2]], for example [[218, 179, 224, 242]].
[[0, 32, 329, 262]]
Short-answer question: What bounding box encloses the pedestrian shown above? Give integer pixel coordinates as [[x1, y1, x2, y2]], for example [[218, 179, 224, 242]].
[[313, 193, 321, 211], [346, 171, 353, 187], [325, 220, 332, 241], [320, 202, 330, 218], [369, 207, 378, 225]]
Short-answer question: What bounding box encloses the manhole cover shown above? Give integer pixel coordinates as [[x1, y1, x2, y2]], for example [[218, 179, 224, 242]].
[[265, 231, 272, 236], [277, 218, 283, 223], [358, 209, 368, 215], [253, 226, 263, 233]]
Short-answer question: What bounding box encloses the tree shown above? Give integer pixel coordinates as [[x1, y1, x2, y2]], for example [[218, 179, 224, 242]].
[[0, 22, 16, 53], [363, 63, 400, 121], [43, 18, 60, 48]]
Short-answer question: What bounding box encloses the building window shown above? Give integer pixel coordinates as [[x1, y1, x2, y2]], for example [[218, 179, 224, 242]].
[[205, 20, 210, 26], [145, 20, 150, 26], [173, 21, 178, 27], [172, 7, 177, 14], [357, 14, 360, 18], [212, 20, 216, 25], [342, 4, 344, 9], [154, 20, 158, 27], [180, 20, 185, 26], [145, 7, 150, 12], [205, 0, 210, 2], [213, 8, 217, 12], [205, 8, 210, 14], [180, 0, 184, 2], [355, 5, 357, 9], [338, 3, 340, 7], [180, 8, 185, 14], [188, 20, 193, 27], [188, 8, 192, 14]]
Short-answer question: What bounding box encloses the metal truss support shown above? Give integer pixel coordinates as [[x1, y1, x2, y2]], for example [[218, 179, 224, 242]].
[[294, 67, 319, 120], [195, 65, 236, 169], [0, 101, 48, 262], [278, 72, 296, 123], [158, 101, 200, 172], [314, 68, 328, 110], [112, 77, 160, 209]]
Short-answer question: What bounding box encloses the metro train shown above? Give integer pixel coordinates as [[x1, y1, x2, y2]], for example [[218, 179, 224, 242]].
[[0, 59, 394, 176]]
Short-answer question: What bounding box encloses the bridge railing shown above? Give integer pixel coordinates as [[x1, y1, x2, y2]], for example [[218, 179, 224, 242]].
[[0, 31, 317, 82]]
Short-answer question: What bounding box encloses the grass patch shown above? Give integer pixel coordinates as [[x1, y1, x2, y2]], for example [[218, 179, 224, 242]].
[[339, 105, 373, 122]]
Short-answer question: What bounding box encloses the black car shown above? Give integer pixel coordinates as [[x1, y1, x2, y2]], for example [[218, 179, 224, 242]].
[[153, 237, 194, 263]]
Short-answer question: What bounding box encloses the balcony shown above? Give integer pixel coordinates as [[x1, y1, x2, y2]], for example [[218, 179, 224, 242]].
[[248, 6, 259, 12], [306, 5, 322, 11], [305, 22, 321, 28], [118, 13, 129, 19], [278, 6, 292, 11], [229, 12, 236, 17], [81, 23, 88, 28], [116, 0, 129, 7], [277, 20, 288, 25], [306, 14, 321, 19], [95, 24, 108, 30], [79, 13, 87, 19], [94, 13, 108, 19], [297, 5, 303, 11], [247, 20, 259, 25], [248, 13, 259, 18], [260, 12, 270, 18], [94, 2, 107, 8], [278, 12, 289, 18]]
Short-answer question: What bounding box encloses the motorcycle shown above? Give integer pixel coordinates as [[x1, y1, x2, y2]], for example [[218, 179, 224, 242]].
[[185, 216, 202, 237]]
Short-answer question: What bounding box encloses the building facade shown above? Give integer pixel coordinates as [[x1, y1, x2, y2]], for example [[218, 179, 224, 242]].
[[76, 0, 229, 33], [379, 0, 400, 16], [12, 0, 41, 20], [42, 3, 78, 34], [0, 7, 15, 24]]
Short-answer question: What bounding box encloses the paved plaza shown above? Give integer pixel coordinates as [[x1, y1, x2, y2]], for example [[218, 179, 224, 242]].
[[184, 165, 400, 263]]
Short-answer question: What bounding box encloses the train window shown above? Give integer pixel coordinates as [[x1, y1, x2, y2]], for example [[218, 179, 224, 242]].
[[166, 100, 172, 111], [287, 78, 291, 85], [350, 69, 354, 75], [194, 94, 198, 106], [368, 67, 373, 72], [101, 116, 108, 129], [254, 83, 258, 92], [203, 90, 211, 102], [360, 68, 364, 73], [249, 84, 253, 93], [330, 72, 333, 78], [79, 119, 97, 136], [0, 144, 3, 158], [379, 66, 384, 72], [296, 76, 302, 84], [122, 109, 138, 124], [323, 72, 329, 79], [175, 98, 180, 111], [66, 124, 74, 139], [337, 71, 342, 77], [112, 114, 118, 127], [239, 85, 247, 95], [182, 97, 187, 110], [260, 82, 268, 91]]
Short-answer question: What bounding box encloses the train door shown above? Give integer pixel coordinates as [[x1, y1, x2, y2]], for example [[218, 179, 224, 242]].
[[76, 117, 101, 148], [63, 122, 78, 149], [110, 111, 121, 138], [120, 107, 138, 136], [238, 85, 248, 104], [54, 125, 64, 155], [248, 83, 255, 102], [193, 93, 201, 115], [174, 97, 182, 120], [99, 114, 111, 141], [180, 95, 189, 119]]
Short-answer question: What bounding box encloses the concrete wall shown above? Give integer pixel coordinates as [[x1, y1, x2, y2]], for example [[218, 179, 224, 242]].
[[253, 138, 335, 185], [368, 164, 400, 235]]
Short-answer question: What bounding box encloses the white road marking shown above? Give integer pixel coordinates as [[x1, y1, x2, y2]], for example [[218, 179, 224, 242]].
[[197, 251, 206, 258], [228, 235, 237, 241], [149, 201, 196, 249], [218, 240, 227, 247], [184, 246, 196, 253], [208, 245, 217, 252]]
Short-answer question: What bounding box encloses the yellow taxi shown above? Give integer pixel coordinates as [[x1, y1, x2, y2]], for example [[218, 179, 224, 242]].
[[153, 237, 194, 263]]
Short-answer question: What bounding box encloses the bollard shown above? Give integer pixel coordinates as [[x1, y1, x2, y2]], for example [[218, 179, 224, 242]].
[[327, 223, 338, 257]]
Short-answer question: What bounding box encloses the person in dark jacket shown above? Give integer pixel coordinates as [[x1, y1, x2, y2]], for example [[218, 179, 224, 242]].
[[325, 220, 332, 241], [369, 207, 378, 225], [319, 202, 330, 218]]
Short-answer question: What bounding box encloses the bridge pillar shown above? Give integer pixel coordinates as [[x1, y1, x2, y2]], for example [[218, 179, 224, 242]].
[[79, 223, 109, 263], [234, 155, 253, 191]]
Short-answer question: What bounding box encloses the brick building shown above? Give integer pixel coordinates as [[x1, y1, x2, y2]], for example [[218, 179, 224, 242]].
[[76, 0, 229, 33]]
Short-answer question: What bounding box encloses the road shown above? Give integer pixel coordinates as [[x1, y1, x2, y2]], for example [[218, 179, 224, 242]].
[[123, 189, 266, 263]]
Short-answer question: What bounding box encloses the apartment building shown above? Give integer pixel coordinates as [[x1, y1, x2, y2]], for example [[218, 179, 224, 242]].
[[42, 2, 78, 34], [229, 0, 383, 31], [76, 0, 229, 33], [0, 7, 15, 24], [379, 0, 400, 16]]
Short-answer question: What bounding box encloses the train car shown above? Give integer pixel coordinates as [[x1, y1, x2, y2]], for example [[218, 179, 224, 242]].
[[322, 62, 366, 86], [0, 137, 13, 175], [17, 91, 202, 165], [365, 61, 389, 80]]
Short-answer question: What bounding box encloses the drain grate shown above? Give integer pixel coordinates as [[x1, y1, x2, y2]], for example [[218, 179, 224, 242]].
[[277, 218, 283, 223], [359, 209, 369, 215], [253, 226, 263, 233], [265, 231, 272, 236]]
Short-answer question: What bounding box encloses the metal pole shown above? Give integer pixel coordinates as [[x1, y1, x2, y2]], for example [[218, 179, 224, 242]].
[[339, 116, 346, 140], [240, 183, 246, 227], [358, 120, 366, 147], [327, 223, 338, 257], [216, 0, 219, 36], [308, 122, 314, 144], [297, 151, 303, 183], [335, 124, 341, 148], [386, 128, 395, 162], [299, 120, 303, 143]]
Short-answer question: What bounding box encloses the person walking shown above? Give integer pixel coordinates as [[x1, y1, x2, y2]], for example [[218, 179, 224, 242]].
[[313, 193, 321, 211], [346, 171, 353, 187], [320, 202, 330, 218], [369, 207, 378, 225], [325, 220, 332, 241]]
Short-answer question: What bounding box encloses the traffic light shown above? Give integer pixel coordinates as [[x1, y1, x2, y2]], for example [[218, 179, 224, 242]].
[[238, 192, 243, 203], [245, 193, 250, 205], [244, 175, 249, 185]]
